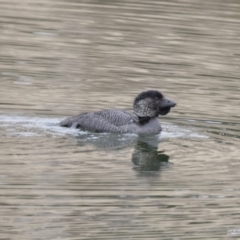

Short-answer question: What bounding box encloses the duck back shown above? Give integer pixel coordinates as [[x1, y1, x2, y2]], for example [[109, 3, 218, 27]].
[[60, 109, 161, 134], [60, 109, 137, 132]]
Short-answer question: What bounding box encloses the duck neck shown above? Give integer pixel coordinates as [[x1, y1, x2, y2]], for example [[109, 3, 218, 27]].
[[138, 116, 151, 125]]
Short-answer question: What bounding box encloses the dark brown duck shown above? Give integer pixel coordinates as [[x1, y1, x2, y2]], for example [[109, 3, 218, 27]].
[[60, 90, 176, 135]]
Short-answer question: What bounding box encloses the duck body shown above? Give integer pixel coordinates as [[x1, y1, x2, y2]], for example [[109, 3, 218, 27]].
[[60, 109, 162, 135], [60, 90, 176, 135]]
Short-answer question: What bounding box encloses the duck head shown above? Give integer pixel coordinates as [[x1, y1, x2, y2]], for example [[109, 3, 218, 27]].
[[133, 90, 176, 118]]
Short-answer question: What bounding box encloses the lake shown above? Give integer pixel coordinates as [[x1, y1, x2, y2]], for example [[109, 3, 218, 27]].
[[0, 0, 240, 239]]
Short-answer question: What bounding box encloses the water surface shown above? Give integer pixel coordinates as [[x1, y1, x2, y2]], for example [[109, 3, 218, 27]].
[[0, 0, 240, 239]]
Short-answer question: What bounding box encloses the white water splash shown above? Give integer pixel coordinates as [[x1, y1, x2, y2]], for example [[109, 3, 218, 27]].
[[0, 115, 208, 139], [161, 123, 208, 139], [0, 115, 80, 137]]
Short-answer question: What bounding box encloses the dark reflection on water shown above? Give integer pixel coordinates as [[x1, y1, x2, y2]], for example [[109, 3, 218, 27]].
[[132, 138, 170, 171], [1, 0, 240, 239], [76, 133, 170, 171]]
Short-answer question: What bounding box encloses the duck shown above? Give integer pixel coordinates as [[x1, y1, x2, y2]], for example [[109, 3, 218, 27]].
[[60, 90, 176, 135]]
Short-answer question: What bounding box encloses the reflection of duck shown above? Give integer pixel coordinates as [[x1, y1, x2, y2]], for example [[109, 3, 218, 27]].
[[75, 133, 170, 171], [132, 138, 169, 171], [60, 90, 176, 135]]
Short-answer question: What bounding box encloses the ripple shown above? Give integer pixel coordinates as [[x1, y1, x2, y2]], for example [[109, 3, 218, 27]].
[[0, 115, 208, 140], [161, 123, 208, 139], [0, 115, 79, 137]]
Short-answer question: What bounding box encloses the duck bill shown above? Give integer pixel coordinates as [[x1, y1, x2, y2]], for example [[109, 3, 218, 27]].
[[158, 98, 176, 115]]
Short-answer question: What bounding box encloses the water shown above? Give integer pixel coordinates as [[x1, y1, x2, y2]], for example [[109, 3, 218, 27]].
[[1, 0, 240, 239]]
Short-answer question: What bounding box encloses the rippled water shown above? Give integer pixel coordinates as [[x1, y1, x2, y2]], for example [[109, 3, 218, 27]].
[[1, 0, 240, 239]]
